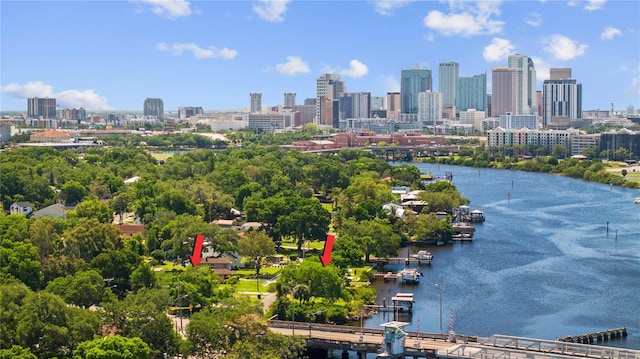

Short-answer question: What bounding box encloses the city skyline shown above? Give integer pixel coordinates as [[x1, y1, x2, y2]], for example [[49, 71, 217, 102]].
[[1, 1, 639, 113]]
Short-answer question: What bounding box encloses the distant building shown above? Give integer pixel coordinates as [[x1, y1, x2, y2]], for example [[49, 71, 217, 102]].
[[401, 65, 432, 114], [340, 92, 371, 119], [316, 73, 345, 125], [491, 67, 518, 117], [417, 91, 442, 129], [27, 97, 57, 119], [30, 129, 71, 143], [386, 92, 401, 120], [459, 109, 486, 133], [10, 201, 33, 217], [456, 73, 487, 115], [0, 123, 14, 142], [248, 112, 293, 132], [542, 68, 582, 129], [250, 93, 262, 113], [508, 54, 537, 115], [33, 203, 69, 220], [499, 113, 538, 130], [143, 98, 164, 119], [178, 106, 204, 120], [283, 93, 296, 107], [439, 62, 459, 108], [57, 108, 87, 123]]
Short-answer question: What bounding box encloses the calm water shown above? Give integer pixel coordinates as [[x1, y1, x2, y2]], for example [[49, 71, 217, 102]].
[[356, 163, 640, 356]]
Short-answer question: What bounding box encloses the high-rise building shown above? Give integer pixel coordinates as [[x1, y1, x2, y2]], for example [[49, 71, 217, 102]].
[[316, 74, 345, 125], [550, 68, 572, 80], [284, 93, 296, 107], [143, 98, 164, 119], [542, 68, 582, 128], [340, 92, 371, 119], [417, 91, 442, 129], [401, 65, 432, 114], [439, 62, 459, 108], [491, 67, 518, 117], [507, 54, 537, 115], [456, 73, 487, 114], [178, 106, 204, 120], [386, 92, 401, 120], [250, 93, 262, 113], [27, 97, 57, 119]]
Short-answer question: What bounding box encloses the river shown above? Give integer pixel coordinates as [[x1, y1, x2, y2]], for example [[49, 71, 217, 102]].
[[352, 163, 640, 357]]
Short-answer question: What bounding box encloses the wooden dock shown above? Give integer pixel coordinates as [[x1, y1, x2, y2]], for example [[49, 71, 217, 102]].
[[558, 327, 628, 344], [370, 257, 433, 266]]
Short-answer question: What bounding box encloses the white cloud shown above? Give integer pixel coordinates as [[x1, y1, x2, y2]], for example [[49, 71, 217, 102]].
[[275, 56, 310, 75], [253, 0, 290, 23], [567, 0, 606, 11], [600, 26, 621, 41], [1, 81, 53, 98], [584, 0, 606, 11], [372, 0, 414, 16], [543, 35, 587, 61], [135, 0, 192, 19], [424, 1, 504, 37], [483, 37, 515, 62], [1, 81, 112, 110], [383, 75, 401, 92], [424, 33, 435, 42], [626, 76, 640, 96], [340, 60, 369, 79], [530, 56, 552, 82], [156, 42, 237, 59], [525, 12, 541, 27]]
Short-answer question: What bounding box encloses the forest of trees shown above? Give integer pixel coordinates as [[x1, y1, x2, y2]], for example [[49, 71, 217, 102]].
[[0, 139, 469, 359]]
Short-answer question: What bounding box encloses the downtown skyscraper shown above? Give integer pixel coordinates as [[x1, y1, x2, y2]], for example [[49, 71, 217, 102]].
[[439, 62, 459, 108], [143, 98, 164, 119], [316, 73, 345, 126], [507, 54, 537, 115], [401, 65, 432, 114], [27, 97, 56, 119], [542, 68, 582, 128]]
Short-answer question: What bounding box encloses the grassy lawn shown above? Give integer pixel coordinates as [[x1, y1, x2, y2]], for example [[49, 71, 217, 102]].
[[150, 152, 173, 161]]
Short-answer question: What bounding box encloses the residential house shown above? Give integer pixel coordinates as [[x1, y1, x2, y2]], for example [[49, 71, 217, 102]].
[[199, 257, 235, 279], [33, 203, 69, 219], [10, 201, 34, 217], [117, 224, 146, 239]]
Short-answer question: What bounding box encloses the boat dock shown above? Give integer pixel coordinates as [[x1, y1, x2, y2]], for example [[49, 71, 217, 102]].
[[558, 327, 628, 344]]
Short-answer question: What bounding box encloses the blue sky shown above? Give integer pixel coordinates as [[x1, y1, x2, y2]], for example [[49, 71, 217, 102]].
[[1, 0, 639, 113]]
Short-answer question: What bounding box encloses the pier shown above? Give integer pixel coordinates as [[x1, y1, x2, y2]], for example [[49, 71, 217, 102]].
[[267, 321, 639, 359], [558, 327, 628, 344]]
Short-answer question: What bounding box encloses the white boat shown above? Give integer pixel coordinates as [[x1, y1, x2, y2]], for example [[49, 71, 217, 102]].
[[410, 250, 433, 260], [398, 268, 421, 284], [635, 198, 640, 204]]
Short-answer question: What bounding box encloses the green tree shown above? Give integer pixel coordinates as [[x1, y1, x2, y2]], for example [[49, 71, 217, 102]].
[[62, 218, 124, 262], [44, 269, 106, 308], [337, 218, 401, 262], [130, 262, 157, 291], [111, 193, 131, 225], [0, 345, 37, 359], [61, 180, 88, 205], [276, 196, 331, 251], [71, 196, 115, 224], [0, 281, 32, 349], [237, 230, 276, 277], [73, 336, 150, 359], [0, 241, 42, 290]]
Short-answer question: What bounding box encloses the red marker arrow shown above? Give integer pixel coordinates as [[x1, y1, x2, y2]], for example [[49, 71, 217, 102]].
[[319, 233, 335, 267], [189, 234, 205, 266]]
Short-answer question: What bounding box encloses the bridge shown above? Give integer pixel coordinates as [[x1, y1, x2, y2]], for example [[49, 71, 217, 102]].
[[267, 320, 640, 359]]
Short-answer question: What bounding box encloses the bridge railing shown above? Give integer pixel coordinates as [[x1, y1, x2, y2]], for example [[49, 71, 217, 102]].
[[481, 335, 639, 359]]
